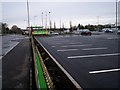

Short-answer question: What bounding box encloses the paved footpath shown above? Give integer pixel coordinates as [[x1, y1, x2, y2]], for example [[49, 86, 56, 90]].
[[2, 38, 31, 89]]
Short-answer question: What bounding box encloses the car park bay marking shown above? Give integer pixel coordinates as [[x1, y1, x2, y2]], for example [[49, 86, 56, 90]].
[[51, 46, 57, 47], [82, 47, 108, 51], [68, 42, 82, 44], [0, 56, 2, 60], [52, 44, 92, 48], [57, 49, 79, 52], [67, 53, 120, 59], [51, 42, 82, 45], [61, 44, 92, 47], [89, 68, 120, 74]]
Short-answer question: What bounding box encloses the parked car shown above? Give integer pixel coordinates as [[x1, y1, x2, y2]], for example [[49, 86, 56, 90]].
[[117, 30, 120, 35], [81, 29, 91, 35], [50, 31, 59, 35], [105, 29, 113, 33]]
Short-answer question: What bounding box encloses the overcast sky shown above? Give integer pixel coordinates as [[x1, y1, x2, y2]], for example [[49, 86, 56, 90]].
[[2, 1, 120, 29]]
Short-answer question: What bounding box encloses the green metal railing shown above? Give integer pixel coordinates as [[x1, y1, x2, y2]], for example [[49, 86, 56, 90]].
[[32, 37, 47, 89], [35, 52, 47, 89]]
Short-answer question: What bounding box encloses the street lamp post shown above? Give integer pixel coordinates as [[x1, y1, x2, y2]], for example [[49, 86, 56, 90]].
[[49, 12, 51, 30], [34, 16, 37, 26], [45, 11, 47, 30], [97, 16, 100, 25], [41, 12, 43, 29], [97, 16, 100, 31], [60, 19, 61, 29], [116, 0, 118, 30], [24, 20, 27, 28], [27, 0, 30, 37]]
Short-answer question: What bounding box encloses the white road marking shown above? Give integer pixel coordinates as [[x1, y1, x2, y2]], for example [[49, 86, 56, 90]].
[[107, 38, 113, 40], [68, 42, 82, 44], [0, 56, 2, 60], [4, 42, 20, 56], [51, 46, 56, 47], [57, 49, 79, 52], [82, 47, 108, 50], [107, 37, 119, 40], [52, 44, 91, 48], [89, 68, 120, 74], [68, 53, 120, 59], [51, 42, 82, 45], [0, 42, 20, 60], [61, 44, 92, 47]]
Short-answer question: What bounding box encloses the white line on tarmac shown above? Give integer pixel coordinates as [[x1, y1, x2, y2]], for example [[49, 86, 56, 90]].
[[51, 42, 83, 46], [0, 56, 2, 60], [4, 42, 19, 56], [89, 68, 120, 74], [61, 44, 92, 47], [51, 46, 56, 47], [57, 49, 79, 52], [68, 42, 82, 44], [0, 42, 20, 60], [82, 47, 108, 50], [52, 44, 91, 48], [68, 53, 120, 59], [107, 38, 114, 40]]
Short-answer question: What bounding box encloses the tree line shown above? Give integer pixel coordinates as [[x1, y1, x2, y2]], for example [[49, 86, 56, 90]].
[[0, 22, 118, 35], [0, 22, 23, 35], [70, 23, 117, 32]]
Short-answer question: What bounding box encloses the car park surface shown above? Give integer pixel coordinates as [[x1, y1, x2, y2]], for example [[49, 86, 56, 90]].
[[35, 33, 120, 89]]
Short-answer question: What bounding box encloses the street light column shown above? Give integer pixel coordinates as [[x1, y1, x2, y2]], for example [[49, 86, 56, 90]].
[[49, 12, 51, 30], [26, 0, 31, 37], [116, 0, 118, 30], [45, 11, 47, 30], [97, 16, 100, 31], [41, 12, 43, 29]]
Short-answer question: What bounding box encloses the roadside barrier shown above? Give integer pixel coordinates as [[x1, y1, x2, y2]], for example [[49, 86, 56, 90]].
[[32, 37, 52, 89]]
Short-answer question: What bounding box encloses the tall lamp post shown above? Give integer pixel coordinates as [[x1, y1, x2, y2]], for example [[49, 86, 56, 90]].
[[116, 0, 118, 30], [24, 20, 27, 28], [45, 11, 47, 30], [97, 16, 100, 31], [60, 19, 61, 29], [41, 12, 43, 29], [27, 0, 30, 37], [34, 16, 37, 26], [49, 12, 51, 30]]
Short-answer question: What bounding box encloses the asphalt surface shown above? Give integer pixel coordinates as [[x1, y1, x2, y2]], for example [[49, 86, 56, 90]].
[[2, 38, 31, 89], [35, 33, 120, 89], [0, 59, 2, 89]]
